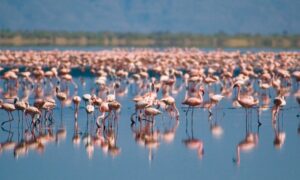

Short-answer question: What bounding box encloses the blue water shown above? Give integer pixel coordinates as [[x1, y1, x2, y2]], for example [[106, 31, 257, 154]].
[[0, 75, 299, 180]]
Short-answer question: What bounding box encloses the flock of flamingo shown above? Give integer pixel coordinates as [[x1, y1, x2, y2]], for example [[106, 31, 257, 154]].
[[0, 48, 299, 164]]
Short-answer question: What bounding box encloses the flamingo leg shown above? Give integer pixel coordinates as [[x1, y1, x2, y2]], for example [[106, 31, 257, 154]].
[[173, 104, 180, 119], [18, 110, 20, 122], [10, 111, 14, 120], [1, 112, 14, 126], [71, 79, 78, 90], [186, 106, 190, 116], [191, 107, 194, 120], [245, 108, 248, 134], [257, 107, 262, 126], [130, 111, 137, 125]]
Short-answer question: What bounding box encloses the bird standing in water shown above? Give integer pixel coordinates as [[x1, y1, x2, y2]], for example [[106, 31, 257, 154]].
[[182, 87, 205, 116], [233, 82, 260, 126], [0, 99, 16, 126]]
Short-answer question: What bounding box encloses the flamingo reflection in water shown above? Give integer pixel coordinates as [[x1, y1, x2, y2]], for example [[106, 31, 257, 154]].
[[202, 89, 225, 139], [182, 112, 204, 159], [82, 107, 95, 159], [0, 116, 56, 158], [207, 109, 224, 139], [72, 114, 81, 147], [0, 125, 17, 155], [131, 116, 160, 162], [272, 101, 286, 149], [56, 109, 67, 146], [35, 120, 55, 154], [160, 118, 179, 144], [272, 117, 286, 150], [96, 109, 121, 158], [14, 115, 28, 159], [104, 122, 121, 158], [93, 126, 108, 154], [233, 111, 259, 165]]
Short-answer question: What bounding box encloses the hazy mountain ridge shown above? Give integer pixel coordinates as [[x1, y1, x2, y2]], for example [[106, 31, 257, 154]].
[[0, 0, 299, 34]]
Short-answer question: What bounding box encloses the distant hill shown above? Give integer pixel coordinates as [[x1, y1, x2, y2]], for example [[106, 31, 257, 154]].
[[0, 0, 299, 34]]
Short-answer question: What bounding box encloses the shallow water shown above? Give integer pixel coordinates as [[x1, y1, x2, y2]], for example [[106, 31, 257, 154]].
[[0, 75, 299, 180]]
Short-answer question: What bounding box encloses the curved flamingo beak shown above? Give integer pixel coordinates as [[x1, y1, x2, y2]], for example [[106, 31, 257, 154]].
[[199, 87, 205, 95]]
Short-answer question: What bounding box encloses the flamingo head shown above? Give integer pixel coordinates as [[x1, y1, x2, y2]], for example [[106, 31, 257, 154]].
[[233, 80, 245, 88], [198, 87, 205, 95], [233, 83, 240, 88], [156, 86, 160, 93], [13, 97, 19, 104], [114, 81, 120, 89], [91, 94, 96, 100]]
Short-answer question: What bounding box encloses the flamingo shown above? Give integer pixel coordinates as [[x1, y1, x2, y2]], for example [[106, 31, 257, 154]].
[[273, 126, 286, 149], [234, 133, 258, 165], [160, 95, 180, 118], [13, 97, 27, 122], [73, 96, 81, 108], [82, 93, 91, 106], [41, 99, 56, 121], [0, 99, 16, 126], [55, 86, 67, 108], [272, 96, 286, 124], [182, 87, 205, 115], [144, 107, 161, 122], [207, 93, 224, 116], [233, 82, 260, 125], [24, 102, 41, 126], [86, 104, 95, 114]]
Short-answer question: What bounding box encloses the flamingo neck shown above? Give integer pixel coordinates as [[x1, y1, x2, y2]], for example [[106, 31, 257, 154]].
[[164, 90, 170, 97], [237, 85, 241, 101], [184, 79, 188, 89], [197, 90, 204, 101], [199, 93, 203, 101], [113, 88, 116, 99]]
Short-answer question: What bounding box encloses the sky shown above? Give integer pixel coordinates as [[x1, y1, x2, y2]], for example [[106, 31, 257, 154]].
[[0, 0, 299, 34]]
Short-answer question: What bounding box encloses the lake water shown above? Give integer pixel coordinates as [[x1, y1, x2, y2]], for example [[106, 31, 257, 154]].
[[0, 47, 299, 180]]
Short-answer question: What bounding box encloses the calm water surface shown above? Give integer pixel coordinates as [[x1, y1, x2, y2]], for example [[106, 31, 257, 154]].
[[0, 76, 299, 180], [0, 47, 299, 180]]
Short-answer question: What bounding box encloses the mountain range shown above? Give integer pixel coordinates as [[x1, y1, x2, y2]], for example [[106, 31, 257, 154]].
[[0, 0, 299, 34]]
